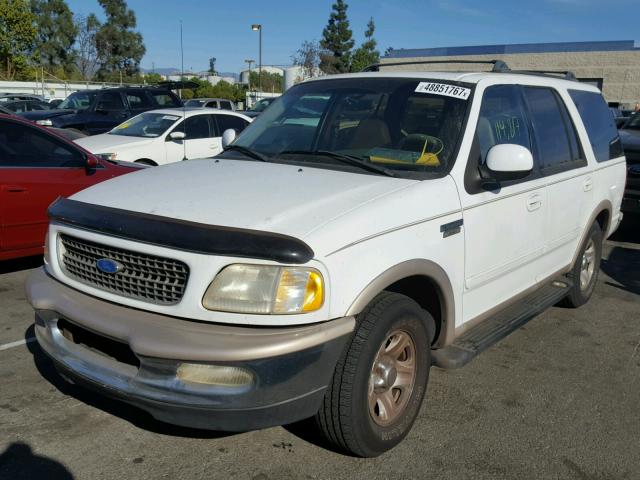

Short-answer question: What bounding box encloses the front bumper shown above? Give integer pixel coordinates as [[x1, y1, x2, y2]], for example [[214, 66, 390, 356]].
[[26, 268, 354, 431]]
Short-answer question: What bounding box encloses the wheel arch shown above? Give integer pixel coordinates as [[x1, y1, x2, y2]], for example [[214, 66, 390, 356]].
[[345, 259, 455, 348], [569, 200, 612, 271]]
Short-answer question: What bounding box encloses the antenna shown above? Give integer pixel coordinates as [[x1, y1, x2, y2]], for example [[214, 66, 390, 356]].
[[180, 20, 187, 162]]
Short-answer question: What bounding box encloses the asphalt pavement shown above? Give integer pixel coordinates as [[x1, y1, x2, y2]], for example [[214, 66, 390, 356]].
[[0, 218, 638, 480]]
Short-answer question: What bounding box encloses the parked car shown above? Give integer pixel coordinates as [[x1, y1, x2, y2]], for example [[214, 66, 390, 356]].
[[26, 67, 625, 458], [20, 87, 183, 135], [184, 98, 236, 111], [0, 104, 12, 114], [3, 99, 52, 113], [74, 109, 252, 166], [619, 113, 640, 213], [242, 97, 278, 118], [0, 114, 144, 261], [0, 93, 44, 102]]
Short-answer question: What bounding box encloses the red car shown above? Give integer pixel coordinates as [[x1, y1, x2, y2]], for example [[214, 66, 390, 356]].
[[0, 114, 144, 261]]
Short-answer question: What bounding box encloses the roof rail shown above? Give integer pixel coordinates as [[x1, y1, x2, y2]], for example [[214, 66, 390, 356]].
[[362, 59, 510, 73], [505, 69, 577, 81]]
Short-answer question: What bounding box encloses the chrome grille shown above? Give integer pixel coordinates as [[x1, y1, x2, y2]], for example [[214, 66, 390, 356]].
[[58, 234, 189, 305]]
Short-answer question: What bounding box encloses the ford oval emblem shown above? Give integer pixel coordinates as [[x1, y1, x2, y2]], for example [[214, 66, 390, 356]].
[[96, 258, 123, 274]]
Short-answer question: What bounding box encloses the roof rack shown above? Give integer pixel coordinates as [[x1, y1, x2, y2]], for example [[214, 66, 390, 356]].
[[362, 60, 578, 81], [362, 59, 510, 73], [504, 69, 577, 81]]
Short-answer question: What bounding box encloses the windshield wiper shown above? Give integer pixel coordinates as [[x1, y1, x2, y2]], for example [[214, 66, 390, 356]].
[[278, 150, 396, 177], [223, 144, 269, 162]]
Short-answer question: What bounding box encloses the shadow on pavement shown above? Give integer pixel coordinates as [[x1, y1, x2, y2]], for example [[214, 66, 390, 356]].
[[0, 255, 43, 275], [601, 246, 640, 296], [24, 325, 234, 440], [0, 442, 73, 480], [610, 213, 640, 244]]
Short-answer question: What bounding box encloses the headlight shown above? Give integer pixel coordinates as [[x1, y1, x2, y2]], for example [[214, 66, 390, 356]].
[[36, 119, 53, 126], [96, 152, 117, 161], [202, 264, 324, 314]]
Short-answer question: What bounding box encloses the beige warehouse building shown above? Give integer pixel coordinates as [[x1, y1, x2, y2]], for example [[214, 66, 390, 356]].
[[381, 40, 640, 108]]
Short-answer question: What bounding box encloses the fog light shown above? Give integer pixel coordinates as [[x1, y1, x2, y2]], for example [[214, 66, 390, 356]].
[[176, 363, 254, 386]]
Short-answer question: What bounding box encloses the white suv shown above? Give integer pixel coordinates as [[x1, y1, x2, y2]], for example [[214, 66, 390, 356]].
[[27, 63, 626, 458]]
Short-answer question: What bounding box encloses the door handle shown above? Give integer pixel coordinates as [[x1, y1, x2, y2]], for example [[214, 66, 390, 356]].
[[526, 193, 542, 212], [583, 177, 593, 192], [2, 185, 27, 193]]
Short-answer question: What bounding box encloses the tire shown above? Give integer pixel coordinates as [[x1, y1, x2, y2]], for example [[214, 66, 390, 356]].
[[561, 221, 603, 308], [315, 292, 433, 457], [135, 159, 157, 166]]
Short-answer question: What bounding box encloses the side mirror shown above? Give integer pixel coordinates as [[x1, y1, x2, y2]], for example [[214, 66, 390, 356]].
[[221, 128, 236, 148], [168, 131, 186, 141], [86, 155, 99, 169], [485, 144, 533, 182]]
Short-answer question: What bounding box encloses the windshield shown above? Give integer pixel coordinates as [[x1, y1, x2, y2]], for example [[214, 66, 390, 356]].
[[231, 78, 471, 176], [624, 113, 640, 129], [109, 112, 181, 137], [251, 98, 274, 112], [58, 91, 97, 110]]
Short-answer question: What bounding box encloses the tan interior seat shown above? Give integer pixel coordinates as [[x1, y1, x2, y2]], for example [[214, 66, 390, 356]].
[[348, 118, 391, 149]]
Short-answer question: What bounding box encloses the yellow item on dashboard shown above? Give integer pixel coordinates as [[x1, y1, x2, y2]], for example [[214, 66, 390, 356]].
[[416, 152, 440, 166]]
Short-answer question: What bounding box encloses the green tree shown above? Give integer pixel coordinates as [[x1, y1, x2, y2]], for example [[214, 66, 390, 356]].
[[249, 71, 282, 93], [0, 0, 36, 79], [74, 14, 101, 80], [30, 0, 77, 74], [95, 0, 145, 80], [143, 71, 163, 84], [350, 18, 379, 72], [320, 0, 354, 74]]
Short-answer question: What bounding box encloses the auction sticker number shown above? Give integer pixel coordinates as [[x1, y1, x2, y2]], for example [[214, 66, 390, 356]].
[[415, 82, 471, 100]]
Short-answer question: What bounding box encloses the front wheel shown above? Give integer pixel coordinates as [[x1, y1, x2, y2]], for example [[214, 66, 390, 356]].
[[315, 292, 433, 457], [561, 221, 603, 308]]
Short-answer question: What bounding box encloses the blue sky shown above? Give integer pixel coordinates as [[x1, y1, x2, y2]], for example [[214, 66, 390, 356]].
[[66, 0, 639, 74]]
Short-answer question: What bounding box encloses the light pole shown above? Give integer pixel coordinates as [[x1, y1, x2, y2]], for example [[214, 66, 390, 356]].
[[251, 24, 262, 93]]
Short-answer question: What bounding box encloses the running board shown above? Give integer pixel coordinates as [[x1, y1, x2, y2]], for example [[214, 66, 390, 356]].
[[432, 278, 573, 369]]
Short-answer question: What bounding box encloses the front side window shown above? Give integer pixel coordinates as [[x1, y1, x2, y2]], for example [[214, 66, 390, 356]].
[[523, 87, 582, 171], [215, 115, 248, 135], [569, 89, 623, 162], [220, 101, 233, 110], [110, 112, 181, 137], [127, 92, 152, 109], [0, 121, 84, 167], [230, 78, 471, 176], [58, 91, 97, 111], [185, 99, 206, 107], [97, 92, 125, 111], [172, 115, 213, 139], [476, 84, 532, 164], [151, 91, 181, 107]]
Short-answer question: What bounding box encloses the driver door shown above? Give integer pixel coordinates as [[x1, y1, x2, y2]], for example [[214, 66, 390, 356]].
[[89, 91, 130, 134], [0, 119, 105, 255], [164, 115, 219, 162]]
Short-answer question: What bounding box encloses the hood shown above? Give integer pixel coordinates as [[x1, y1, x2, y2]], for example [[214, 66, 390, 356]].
[[74, 133, 154, 153], [20, 109, 75, 121], [70, 159, 424, 255]]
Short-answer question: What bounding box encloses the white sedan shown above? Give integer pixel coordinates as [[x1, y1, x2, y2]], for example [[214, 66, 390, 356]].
[[74, 108, 252, 166]]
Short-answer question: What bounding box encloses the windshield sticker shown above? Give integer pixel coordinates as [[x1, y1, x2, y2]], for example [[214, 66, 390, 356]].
[[415, 82, 471, 100], [162, 115, 180, 121]]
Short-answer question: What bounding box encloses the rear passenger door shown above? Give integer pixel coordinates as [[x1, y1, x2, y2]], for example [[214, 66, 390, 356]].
[[521, 87, 591, 279], [461, 84, 548, 322]]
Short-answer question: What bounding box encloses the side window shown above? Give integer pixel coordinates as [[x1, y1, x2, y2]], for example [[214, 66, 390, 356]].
[[126, 92, 152, 110], [205, 101, 218, 109], [151, 91, 181, 107], [96, 92, 125, 111], [569, 90, 623, 162], [184, 115, 211, 139], [220, 101, 233, 110], [215, 115, 248, 135], [476, 85, 532, 164], [523, 87, 583, 172], [0, 121, 84, 167]]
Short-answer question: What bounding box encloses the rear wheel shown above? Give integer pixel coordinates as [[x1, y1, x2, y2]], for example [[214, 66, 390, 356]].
[[315, 292, 433, 457], [561, 222, 603, 307]]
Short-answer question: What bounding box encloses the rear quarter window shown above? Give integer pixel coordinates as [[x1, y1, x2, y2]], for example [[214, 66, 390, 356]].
[[150, 91, 181, 107], [568, 90, 623, 162]]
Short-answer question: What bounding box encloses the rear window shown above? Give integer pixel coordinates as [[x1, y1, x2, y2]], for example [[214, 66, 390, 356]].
[[150, 91, 181, 107], [568, 90, 623, 162]]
